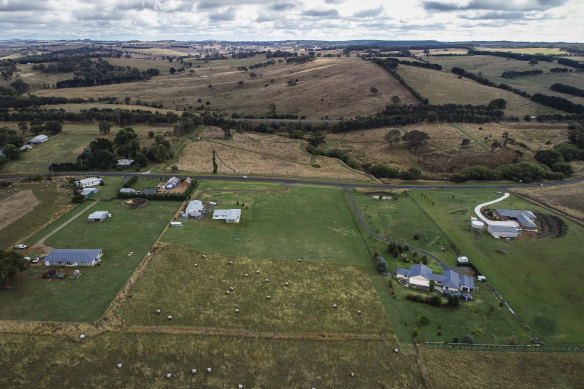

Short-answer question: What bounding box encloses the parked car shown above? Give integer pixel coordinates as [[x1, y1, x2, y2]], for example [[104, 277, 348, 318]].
[[32, 257, 41, 264], [14, 244, 27, 249], [477, 275, 487, 282], [24, 257, 31, 261], [241, 176, 248, 179], [209, 201, 217, 206]]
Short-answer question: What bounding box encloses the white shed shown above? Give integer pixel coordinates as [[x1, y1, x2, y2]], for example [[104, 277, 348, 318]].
[[88, 211, 111, 222], [77, 177, 102, 188]]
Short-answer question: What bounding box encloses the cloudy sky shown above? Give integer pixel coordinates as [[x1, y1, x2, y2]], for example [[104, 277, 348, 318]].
[[0, 0, 582, 42]]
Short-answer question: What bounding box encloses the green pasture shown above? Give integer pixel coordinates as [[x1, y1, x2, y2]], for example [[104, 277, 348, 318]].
[[0, 180, 74, 249], [120, 244, 392, 334], [0, 333, 423, 389], [408, 189, 584, 344], [0, 200, 181, 322], [161, 182, 372, 266]]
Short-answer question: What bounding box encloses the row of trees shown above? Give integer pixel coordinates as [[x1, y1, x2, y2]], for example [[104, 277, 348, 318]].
[[550, 83, 584, 98], [55, 58, 159, 88], [449, 162, 566, 183], [501, 70, 543, 79], [370, 58, 429, 104], [17, 47, 123, 64], [467, 49, 554, 62], [557, 58, 584, 69], [117, 177, 198, 201]]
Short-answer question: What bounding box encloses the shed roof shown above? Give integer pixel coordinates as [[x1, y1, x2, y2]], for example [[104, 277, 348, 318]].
[[186, 200, 204, 213], [213, 209, 241, 220], [88, 211, 109, 219], [496, 209, 537, 228], [460, 275, 475, 290]]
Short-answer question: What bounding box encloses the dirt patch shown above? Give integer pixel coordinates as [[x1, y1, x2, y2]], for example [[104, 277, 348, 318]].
[[0, 190, 40, 231]]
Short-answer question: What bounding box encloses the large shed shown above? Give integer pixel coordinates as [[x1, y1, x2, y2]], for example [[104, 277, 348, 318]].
[[28, 134, 48, 144], [76, 177, 102, 188], [487, 224, 519, 239], [43, 249, 102, 267], [88, 211, 111, 222], [212, 209, 241, 223]]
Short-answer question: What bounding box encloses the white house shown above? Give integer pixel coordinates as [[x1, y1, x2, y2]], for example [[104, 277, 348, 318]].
[[28, 134, 48, 144], [88, 211, 111, 222], [212, 209, 241, 223], [183, 200, 205, 219], [43, 249, 102, 267], [76, 177, 102, 188]]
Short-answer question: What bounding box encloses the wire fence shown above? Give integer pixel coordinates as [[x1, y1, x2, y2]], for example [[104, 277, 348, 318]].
[[424, 342, 583, 352]]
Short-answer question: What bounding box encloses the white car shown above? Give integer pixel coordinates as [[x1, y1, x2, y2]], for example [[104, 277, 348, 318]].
[[32, 257, 41, 264], [477, 275, 487, 282], [14, 244, 27, 249], [241, 176, 248, 179], [209, 201, 217, 206], [24, 257, 31, 261]]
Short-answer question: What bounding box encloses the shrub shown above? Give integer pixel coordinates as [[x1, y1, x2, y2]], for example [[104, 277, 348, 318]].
[[376, 256, 388, 273], [71, 194, 85, 203], [461, 334, 474, 344], [419, 316, 430, 326]]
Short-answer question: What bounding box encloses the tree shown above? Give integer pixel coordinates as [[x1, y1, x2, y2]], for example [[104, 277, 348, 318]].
[[370, 87, 379, 94], [376, 256, 388, 273], [308, 131, 325, 147], [391, 95, 401, 105], [98, 120, 113, 135], [124, 96, 131, 104], [402, 130, 430, 151], [148, 130, 155, 138], [212, 149, 218, 174], [461, 138, 471, 148], [534, 149, 562, 168], [3, 144, 20, 160], [169, 67, 177, 74], [18, 121, 27, 135], [238, 80, 244, 87], [529, 58, 539, 66], [10, 78, 29, 95], [44, 121, 62, 134], [429, 280, 435, 292], [0, 250, 27, 287], [384, 129, 401, 148]]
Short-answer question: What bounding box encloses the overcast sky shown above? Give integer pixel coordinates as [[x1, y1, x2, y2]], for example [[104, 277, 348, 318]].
[[0, 0, 582, 42]]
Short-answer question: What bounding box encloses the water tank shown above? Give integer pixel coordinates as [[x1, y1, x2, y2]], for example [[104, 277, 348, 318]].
[[471, 220, 485, 229]]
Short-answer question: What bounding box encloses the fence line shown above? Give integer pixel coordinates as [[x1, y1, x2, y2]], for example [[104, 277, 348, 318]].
[[424, 342, 582, 352]]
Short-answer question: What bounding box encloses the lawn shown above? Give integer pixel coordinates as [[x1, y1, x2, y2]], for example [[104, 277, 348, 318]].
[[0, 200, 181, 322], [0, 333, 423, 388], [120, 243, 392, 334], [0, 179, 75, 249], [409, 189, 584, 344], [161, 182, 373, 266]]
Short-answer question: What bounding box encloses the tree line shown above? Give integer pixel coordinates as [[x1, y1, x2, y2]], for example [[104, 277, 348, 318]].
[[17, 46, 123, 64], [550, 83, 584, 98], [467, 49, 555, 62], [370, 58, 429, 104], [557, 58, 584, 69], [501, 70, 543, 79]]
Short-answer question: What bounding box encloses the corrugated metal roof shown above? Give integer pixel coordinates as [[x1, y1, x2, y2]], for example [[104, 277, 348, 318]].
[[44, 249, 101, 263]]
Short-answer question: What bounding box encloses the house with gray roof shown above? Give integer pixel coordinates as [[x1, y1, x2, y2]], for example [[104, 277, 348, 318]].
[[487, 224, 519, 239], [213, 209, 241, 223], [396, 264, 475, 294], [495, 209, 538, 230], [43, 249, 102, 267]]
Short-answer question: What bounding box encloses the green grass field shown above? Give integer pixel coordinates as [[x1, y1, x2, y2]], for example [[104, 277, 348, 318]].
[[120, 244, 392, 334], [161, 182, 372, 265], [357, 188, 584, 344], [0, 179, 75, 249], [0, 200, 181, 322]]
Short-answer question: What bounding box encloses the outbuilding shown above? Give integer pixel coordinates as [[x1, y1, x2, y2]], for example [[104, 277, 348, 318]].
[[80, 187, 99, 199], [212, 209, 241, 223], [487, 224, 519, 239], [28, 134, 48, 144], [119, 187, 136, 195], [117, 159, 134, 168], [88, 211, 111, 222], [43, 249, 102, 267]]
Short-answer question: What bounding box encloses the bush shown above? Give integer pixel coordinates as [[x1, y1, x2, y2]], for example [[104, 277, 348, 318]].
[[419, 316, 430, 326], [376, 256, 388, 273], [461, 334, 474, 344], [71, 194, 85, 203]]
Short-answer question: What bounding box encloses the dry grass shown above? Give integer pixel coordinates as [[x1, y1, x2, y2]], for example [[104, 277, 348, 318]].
[[0, 190, 40, 231], [395, 65, 563, 117], [41, 103, 182, 114], [511, 181, 584, 221], [420, 347, 584, 388], [35, 56, 418, 119], [177, 135, 369, 180], [476, 47, 566, 55]]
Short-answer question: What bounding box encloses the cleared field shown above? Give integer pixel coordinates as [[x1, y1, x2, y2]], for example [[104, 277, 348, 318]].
[[420, 347, 584, 388], [512, 181, 584, 221], [120, 243, 392, 334], [396, 64, 563, 117], [0, 200, 180, 322], [41, 102, 182, 114], [0, 333, 423, 388], [162, 183, 371, 266], [177, 133, 370, 180], [0, 180, 74, 249], [427, 55, 584, 105], [475, 47, 567, 55], [36, 56, 419, 119]]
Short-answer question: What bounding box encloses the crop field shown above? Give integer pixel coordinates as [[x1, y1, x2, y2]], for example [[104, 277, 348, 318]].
[[0, 200, 180, 322], [427, 55, 584, 105], [512, 181, 584, 221], [162, 183, 372, 265], [0, 179, 75, 249], [36, 56, 418, 119], [120, 243, 392, 334], [420, 347, 584, 388], [177, 133, 370, 180], [406, 189, 584, 344], [395, 64, 562, 117], [0, 333, 423, 388]]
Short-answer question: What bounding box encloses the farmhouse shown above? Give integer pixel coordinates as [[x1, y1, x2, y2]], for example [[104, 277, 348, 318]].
[[487, 224, 519, 239], [76, 177, 102, 188], [183, 200, 205, 219], [396, 264, 474, 293], [212, 209, 241, 223], [165, 176, 180, 190], [495, 209, 538, 231], [28, 134, 48, 144], [79, 187, 99, 199], [43, 249, 102, 267], [88, 211, 111, 222]]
